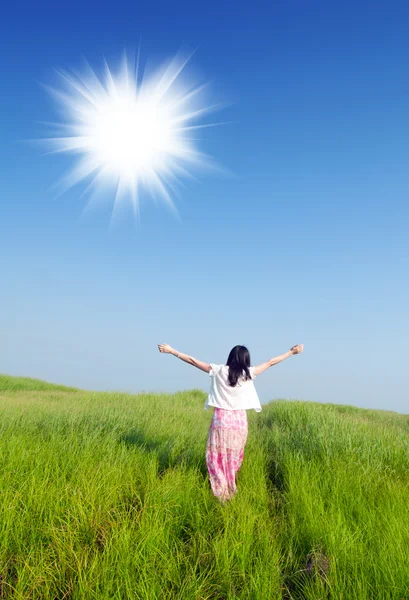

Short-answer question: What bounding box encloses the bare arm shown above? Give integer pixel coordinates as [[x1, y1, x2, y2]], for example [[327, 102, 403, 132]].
[[253, 344, 304, 376], [158, 343, 211, 373]]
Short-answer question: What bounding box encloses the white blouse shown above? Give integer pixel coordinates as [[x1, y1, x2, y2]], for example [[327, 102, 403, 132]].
[[204, 364, 262, 412]]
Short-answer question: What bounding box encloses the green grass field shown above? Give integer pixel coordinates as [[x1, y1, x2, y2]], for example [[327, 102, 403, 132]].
[[1, 374, 409, 599]]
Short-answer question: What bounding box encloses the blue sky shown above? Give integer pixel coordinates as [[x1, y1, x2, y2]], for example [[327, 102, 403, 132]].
[[1, 0, 408, 411]]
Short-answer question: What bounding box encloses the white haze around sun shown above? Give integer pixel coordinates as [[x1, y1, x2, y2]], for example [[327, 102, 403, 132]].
[[42, 51, 223, 220]]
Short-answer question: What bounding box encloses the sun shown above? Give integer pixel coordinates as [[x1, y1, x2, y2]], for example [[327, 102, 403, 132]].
[[42, 50, 223, 221]]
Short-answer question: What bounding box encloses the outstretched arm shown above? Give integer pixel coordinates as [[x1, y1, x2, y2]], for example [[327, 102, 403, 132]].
[[158, 344, 211, 373], [253, 344, 304, 376]]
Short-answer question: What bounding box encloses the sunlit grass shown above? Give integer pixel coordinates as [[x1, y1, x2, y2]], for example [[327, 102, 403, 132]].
[[0, 375, 408, 599]]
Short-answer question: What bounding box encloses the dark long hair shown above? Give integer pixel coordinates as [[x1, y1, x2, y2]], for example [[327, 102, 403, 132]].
[[226, 345, 251, 387]]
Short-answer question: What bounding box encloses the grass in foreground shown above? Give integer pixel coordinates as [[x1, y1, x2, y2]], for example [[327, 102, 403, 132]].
[[0, 374, 408, 599]]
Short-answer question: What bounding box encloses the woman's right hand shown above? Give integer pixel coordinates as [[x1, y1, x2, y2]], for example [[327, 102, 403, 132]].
[[290, 344, 304, 355], [158, 343, 174, 354]]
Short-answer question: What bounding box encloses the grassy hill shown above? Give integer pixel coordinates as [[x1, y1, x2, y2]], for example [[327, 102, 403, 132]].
[[0, 374, 408, 599]]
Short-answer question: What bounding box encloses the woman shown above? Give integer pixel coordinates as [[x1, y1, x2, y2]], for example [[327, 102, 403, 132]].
[[158, 342, 304, 502]]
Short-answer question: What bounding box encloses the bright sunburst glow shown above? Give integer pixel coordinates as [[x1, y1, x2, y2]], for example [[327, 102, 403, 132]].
[[42, 51, 223, 220]]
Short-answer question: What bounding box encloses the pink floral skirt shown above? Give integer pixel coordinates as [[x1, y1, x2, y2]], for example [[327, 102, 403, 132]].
[[206, 408, 248, 501]]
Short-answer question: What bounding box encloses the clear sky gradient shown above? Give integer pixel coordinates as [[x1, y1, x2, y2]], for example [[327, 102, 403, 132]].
[[1, 1, 408, 411]]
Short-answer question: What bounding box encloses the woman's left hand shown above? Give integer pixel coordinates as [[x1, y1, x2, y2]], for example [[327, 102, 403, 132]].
[[158, 343, 174, 354]]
